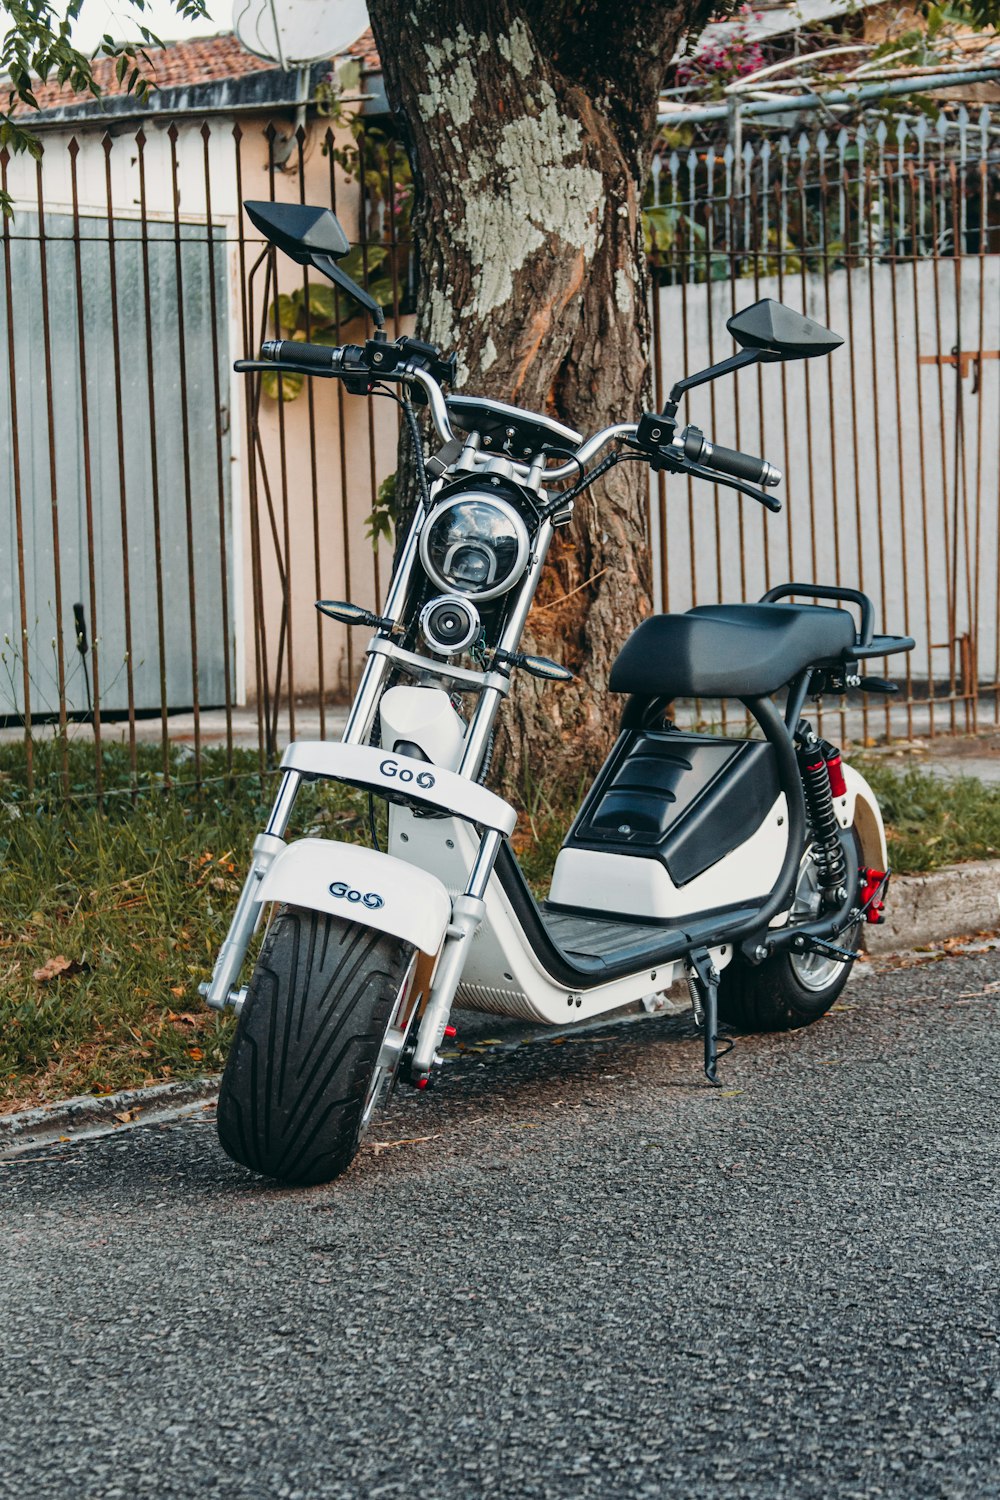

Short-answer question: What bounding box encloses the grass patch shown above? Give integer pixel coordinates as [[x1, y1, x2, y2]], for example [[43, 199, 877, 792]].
[[856, 761, 1000, 872], [0, 739, 367, 1110], [2, 740, 999, 1110]]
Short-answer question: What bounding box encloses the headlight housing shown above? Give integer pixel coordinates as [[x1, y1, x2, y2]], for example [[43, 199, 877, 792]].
[[419, 492, 531, 601]]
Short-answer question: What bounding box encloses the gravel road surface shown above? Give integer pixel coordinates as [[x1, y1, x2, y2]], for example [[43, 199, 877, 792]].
[[2, 949, 999, 1500]]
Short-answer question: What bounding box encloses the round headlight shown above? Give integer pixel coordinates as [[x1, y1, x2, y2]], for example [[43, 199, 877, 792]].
[[419, 493, 531, 601]]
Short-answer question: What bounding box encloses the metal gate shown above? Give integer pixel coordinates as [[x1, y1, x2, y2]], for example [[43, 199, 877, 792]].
[[0, 207, 233, 721]]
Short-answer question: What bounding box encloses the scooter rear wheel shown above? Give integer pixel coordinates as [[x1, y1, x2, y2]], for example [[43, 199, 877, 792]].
[[717, 836, 862, 1033], [216, 905, 415, 1186]]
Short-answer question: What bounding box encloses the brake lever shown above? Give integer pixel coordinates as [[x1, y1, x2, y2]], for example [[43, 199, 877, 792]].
[[627, 440, 782, 512], [233, 358, 374, 395], [682, 457, 782, 512]]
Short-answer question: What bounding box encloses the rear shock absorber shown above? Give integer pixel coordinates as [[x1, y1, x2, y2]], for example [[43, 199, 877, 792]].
[[794, 720, 848, 903]]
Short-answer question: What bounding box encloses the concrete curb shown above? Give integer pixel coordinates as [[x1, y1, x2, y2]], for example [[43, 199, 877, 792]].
[[0, 1078, 218, 1157], [2, 860, 999, 1155], [866, 859, 1000, 953]]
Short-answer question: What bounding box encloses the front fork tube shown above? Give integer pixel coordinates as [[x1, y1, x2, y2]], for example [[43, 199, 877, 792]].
[[201, 770, 303, 1012], [410, 828, 503, 1078]]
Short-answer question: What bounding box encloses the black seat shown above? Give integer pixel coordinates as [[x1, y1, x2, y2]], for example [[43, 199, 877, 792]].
[[609, 602, 858, 700]]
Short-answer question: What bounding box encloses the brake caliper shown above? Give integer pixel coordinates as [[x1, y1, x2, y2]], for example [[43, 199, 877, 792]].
[[859, 867, 889, 924]]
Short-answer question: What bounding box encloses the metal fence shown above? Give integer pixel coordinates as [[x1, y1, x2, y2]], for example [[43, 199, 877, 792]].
[[3, 105, 1000, 800], [648, 106, 1000, 747]]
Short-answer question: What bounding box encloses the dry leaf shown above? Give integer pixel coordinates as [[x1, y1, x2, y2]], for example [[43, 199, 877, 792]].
[[33, 955, 88, 984], [113, 1108, 139, 1124], [187, 1047, 204, 1061], [169, 985, 186, 998]]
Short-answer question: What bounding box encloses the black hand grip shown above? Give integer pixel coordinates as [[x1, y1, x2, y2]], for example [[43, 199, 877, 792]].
[[705, 442, 768, 485], [261, 338, 341, 371]]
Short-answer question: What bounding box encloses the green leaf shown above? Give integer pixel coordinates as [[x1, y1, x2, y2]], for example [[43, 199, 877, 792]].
[[261, 366, 305, 402], [364, 470, 397, 549], [271, 291, 302, 334], [300, 282, 338, 327], [340, 243, 388, 280]]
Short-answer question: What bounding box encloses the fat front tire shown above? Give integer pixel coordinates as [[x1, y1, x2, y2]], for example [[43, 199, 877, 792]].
[[216, 905, 414, 1186], [717, 836, 862, 1034]]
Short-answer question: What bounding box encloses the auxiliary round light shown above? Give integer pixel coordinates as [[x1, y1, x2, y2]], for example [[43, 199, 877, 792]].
[[419, 595, 481, 656], [419, 492, 531, 601]]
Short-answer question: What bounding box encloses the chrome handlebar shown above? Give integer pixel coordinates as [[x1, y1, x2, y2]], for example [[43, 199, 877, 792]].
[[261, 345, 774, 495], [403, 362, 638, 482]]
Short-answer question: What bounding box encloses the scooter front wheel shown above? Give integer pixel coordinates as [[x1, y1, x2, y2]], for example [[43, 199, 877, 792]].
[[718, 837, 862, 1033], [216, 905, 415, 1186]]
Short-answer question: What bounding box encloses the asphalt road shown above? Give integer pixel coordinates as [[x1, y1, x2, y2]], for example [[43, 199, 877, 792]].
[[2, 949, 999, 1500]]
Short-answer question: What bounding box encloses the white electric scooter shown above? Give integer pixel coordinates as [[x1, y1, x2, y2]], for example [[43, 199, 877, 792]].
[[202, 199, 912, 1185]]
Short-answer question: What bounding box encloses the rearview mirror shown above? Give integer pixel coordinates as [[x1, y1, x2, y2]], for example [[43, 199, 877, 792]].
[[727, 299, 843, 359], [244, 199, 385, 328], [244, 200, 350, 263]]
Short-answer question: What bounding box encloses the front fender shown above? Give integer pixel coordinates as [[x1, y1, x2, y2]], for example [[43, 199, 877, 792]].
[[257, 838, 451, 956]]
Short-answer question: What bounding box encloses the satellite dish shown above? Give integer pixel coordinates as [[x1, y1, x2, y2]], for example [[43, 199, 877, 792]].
[[233, 0, 369, 70]]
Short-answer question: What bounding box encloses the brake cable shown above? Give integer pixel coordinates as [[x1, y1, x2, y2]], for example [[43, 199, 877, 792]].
[[539, 447, 627, 520], [402, 395, 432, 510]]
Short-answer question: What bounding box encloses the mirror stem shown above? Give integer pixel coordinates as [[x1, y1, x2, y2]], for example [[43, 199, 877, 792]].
[[310, 253, 385, 329], [667, 346, 770, 405]]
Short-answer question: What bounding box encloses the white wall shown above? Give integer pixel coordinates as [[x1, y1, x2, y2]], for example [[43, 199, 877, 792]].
[[652, 260, 1000, 691]]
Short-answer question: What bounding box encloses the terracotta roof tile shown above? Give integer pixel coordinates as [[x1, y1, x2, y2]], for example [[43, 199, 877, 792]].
[[24, 27, 381, 114], [347, 28, 382, 71]]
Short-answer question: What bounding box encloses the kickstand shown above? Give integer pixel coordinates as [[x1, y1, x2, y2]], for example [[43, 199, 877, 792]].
[[688, 947, 722, 1087]]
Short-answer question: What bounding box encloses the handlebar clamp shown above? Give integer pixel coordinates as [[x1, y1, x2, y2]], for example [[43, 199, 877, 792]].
[[362, 336, 457, 388], [633, 411, 680, 470]]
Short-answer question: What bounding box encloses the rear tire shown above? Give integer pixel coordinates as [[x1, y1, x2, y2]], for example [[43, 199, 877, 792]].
[[217, 905, 414, 1186], [718, 835, 862, 1033]]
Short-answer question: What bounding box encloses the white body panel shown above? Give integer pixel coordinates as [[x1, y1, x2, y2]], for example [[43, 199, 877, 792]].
[[377, 685, 466, 769], [257, 838, 452, 956], [386, 808, 732, 1023], [546, 761, 887, 924], [383, 757, 887, 1022], [548, 795, 789, 920], [281, 739, 517, 836]]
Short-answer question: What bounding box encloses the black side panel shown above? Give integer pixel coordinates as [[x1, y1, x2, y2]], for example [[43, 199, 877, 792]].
[[563, 730, 781, 886]]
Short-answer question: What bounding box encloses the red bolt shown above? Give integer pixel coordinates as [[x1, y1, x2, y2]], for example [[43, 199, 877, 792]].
[[443, 1025, 457, 1039], [416, 1077, 429, 1090]]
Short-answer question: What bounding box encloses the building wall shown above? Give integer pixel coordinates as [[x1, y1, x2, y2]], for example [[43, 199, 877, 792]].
[[1, 110, 403, 718]]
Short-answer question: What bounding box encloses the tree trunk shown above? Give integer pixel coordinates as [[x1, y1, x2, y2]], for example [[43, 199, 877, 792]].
[[367, 0, 705, 788]]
